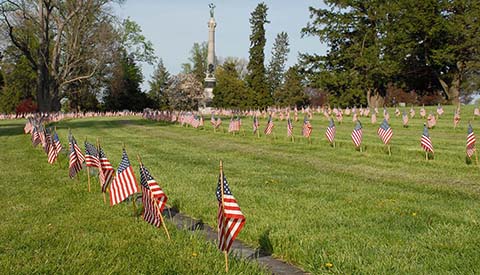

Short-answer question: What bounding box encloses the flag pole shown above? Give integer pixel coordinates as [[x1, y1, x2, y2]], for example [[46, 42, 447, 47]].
[[219, 160, 229, 273], [475, 149, 479, 166], [425, 151, 428, 161], [85, 137, 91, 193], [124, 144, 137, 218], [388, 144, 391, 156], [137, 155, 171, 240], [97, 138, 106, 204]]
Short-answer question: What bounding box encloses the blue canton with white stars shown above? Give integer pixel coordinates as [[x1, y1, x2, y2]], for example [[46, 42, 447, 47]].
[[140, 165, 154, 189], [216, 175, 232, 202], [118, 149, 131, 173]]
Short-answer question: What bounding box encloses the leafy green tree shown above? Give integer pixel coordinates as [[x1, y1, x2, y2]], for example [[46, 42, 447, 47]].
[[275, 66, 308, 107], [103, 50, 152, 111], [267, 32, 290, 101], [246, 2, 271, 108], [181, 42, 208, 83], [148, 59, 171, 110], [0, 51, 37, 113], [213, 61, 252, 109]]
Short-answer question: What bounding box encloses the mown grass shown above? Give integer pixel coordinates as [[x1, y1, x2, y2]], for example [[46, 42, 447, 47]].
[[0, 120, 267, 274], [2, 105, 480, 274]]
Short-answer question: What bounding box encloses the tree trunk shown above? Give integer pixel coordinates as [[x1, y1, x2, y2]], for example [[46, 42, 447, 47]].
[[367, 88, 384, 108], [36, 62, 51, 112], [438, 61, 464, 105]]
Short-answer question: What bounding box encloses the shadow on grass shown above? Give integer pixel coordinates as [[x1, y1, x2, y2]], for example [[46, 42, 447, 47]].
[[258, 229, 274, 256], [0, 122, 25, 137], [53, 118, 174, 131]]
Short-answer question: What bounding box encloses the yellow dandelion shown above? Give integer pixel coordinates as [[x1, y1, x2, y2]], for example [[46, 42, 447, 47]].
[[192, 252, 198, 257], [412, 212, 417, 216], [325, 262, 333, 268]]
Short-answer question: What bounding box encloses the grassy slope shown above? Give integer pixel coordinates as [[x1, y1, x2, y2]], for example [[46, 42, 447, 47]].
[[0, 120, 267, 274], [2, 105, 480, 274]]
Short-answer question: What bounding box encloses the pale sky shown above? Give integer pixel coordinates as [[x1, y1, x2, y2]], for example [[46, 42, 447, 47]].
[[115, 0, 328, 90]]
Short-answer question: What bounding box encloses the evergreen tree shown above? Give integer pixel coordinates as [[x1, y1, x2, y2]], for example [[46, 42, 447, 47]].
[[246, 2, 271, 109], [267, 32, 290, 101], [103, 50, 152, 111], [275, 66, 308, 107], [148, 59, 171, 110], [213, 61, 251, 109]]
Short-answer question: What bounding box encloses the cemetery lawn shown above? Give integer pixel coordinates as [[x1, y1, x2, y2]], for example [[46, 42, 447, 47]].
[[2, 105, 480, 274]]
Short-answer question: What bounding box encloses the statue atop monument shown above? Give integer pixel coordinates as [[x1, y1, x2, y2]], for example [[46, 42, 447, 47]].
[[209, 3, 215, 18], [203, 3, 217, 109]]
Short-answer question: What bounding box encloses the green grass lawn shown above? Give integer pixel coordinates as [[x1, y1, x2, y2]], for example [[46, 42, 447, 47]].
[[1, 105, 480, 274], [0, 119, 267, 274]]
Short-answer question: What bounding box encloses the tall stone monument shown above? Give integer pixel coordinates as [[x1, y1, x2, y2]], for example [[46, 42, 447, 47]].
[[202, 3, 216, 109]]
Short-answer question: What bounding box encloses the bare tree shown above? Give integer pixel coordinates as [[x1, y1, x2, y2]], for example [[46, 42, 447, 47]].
[[0, 0, 118, 111]]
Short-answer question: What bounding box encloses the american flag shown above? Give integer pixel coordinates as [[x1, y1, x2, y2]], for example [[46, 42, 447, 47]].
[[466, 123, 476, 158], [24, 118, 33, 134], [336, 109, 343, 123], [110, 149, 138, 206], [287, 118, 293, 137], [264, 116, 274, 135], [53, 131, 63, 155], [47, 131, 58, 164], [98, 145, 114, 193], [427, 113, 436, 128], [383, 108, 390, 121], [437, 104, 444, 116], [211, 114, 216, 126], [325, 118, 336, 144], [377, 119, 393, 145], [402, 111, 409, 127], [474, 106, 480, 117], [410, 107, 416, 118], [421, 124, 434, 153], [85, 142, 100, 168], [395, 108, 401, 117], [216, 172, 245, 252], [68, 133, 85, 178], [420, 106, 426, 118], [215, 117, 222, 129], [302, 117, 312, 138], [371, 112, 377, 124], [253, 116, 260, 134], [32, 127, 41, 147], [140, 163, 168, 227], [454, 110, 461, 128], [351, 120, 363, 148]]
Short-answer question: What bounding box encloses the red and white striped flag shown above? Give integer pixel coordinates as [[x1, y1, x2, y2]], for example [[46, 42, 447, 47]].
[[402, 111, 409, 127], [466, 123, 476, 158], [68, 133, 85, 178], [98, 145, 114, 193], [325, 118, 336, 144], [421, 124, 434, 154], [216, 171, 245, 253], [140, 163, 168, 227], [253, 116, 260, 134], [110, 149, 139, 206], [85, 141, 100, 168], [47, 133, 57, 164], [351, 120, 363, 148], [287, 118, 293, 137], [454, 110, 460, 128], [377, 119, 393, 145], [264, 116, 274, 135], [302, 117, 312, 138]]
